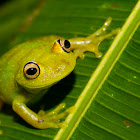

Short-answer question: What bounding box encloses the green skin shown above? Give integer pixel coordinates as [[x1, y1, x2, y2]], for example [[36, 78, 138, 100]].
[[0, 18, 119, 129]]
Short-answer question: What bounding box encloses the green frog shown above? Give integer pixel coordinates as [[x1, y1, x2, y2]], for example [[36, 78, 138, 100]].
[[0, 18, 119, 129]]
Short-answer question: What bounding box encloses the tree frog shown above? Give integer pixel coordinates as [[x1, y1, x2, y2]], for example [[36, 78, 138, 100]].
[[0, 18, 119, 129]]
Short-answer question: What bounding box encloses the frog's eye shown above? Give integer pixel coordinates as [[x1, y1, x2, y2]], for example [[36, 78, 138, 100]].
[[24, 62, 40, 79], [57, 39, 71, 53]]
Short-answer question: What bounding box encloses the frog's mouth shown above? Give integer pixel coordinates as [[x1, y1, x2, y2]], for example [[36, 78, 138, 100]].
[[16, 66, 74, 95], [23, 81, 57, 94]]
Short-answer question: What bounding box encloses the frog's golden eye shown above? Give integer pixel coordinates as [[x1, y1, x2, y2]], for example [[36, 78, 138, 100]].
[[57, 39, 71, 53], [24, 62, 40, 79]]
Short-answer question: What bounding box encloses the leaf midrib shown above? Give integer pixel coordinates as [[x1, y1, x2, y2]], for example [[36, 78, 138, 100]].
[[54, 1, 140, 140]]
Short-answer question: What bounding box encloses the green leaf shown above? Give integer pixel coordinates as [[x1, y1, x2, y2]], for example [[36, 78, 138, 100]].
[[0, 0, 139, 140]]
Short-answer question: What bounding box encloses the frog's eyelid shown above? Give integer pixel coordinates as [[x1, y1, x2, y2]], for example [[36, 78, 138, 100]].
[[24, 62, 39, 70], [57, 39, 70, 53]]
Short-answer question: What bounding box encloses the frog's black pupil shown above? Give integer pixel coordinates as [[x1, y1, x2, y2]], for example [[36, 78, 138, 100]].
[[26, 68, 37, 75], [64, 40, 70, 48]]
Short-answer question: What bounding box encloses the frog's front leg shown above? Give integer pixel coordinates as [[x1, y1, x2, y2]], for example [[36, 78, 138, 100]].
[[12, 95, 73, 129], [69, 17, 120, 58]]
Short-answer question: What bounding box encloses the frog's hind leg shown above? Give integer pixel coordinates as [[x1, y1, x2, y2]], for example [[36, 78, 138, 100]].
[[0, 98, 4, 111]]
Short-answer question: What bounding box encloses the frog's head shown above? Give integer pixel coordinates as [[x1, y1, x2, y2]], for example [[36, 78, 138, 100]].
[[16, 39, 76, 93]]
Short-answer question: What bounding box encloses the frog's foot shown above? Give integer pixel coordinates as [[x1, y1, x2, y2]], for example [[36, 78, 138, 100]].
[[83, 17, 120, 57], [37, 103, 75, 128], [70, 17, 120, 58], [38, 103, 66, 116], [86, 27, 120, 58], [87, 17, 120, 45]]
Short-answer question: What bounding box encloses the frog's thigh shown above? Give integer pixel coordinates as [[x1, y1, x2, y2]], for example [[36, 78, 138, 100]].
[[0, 98, 4, 111]]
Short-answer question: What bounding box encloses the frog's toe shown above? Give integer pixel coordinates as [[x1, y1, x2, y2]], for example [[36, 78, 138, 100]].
[[66, 106, 75, 113], [112, 28, 121, 34], [95, 52, 102, 58], [51, 103, 66, 114], [46, 120, 68, 128], [38, 109, 46, 116], [45, 106, 74, 122], [37, 104, 74, 128], [38, 103, 66, 117], [60, 121, 68, 128], [54, 106, 75, 120]]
